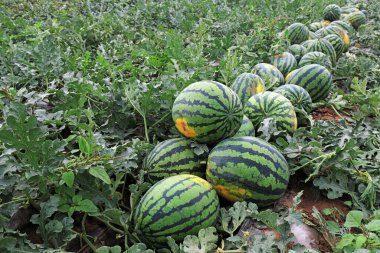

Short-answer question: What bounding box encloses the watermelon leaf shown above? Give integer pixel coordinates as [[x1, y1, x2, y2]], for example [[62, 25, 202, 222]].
[[219, 202, 258, 237], [181, 227, 218, 253], [125, 244, 154, 253]]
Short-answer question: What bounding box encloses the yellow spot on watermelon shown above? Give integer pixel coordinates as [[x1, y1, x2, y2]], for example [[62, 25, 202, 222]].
[[214, 184, 250, 202], [191, 175, 213, 189], [285, 70, 296, 82], [291, 110, 298, 131], [256, 82, 265, 94], [341, 32, 350, 47], [321, 20, 330, 27], [175, 118, 197, 138]]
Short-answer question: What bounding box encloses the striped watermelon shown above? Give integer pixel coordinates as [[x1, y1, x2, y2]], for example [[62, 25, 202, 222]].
[[285, 64, 333, 102], [244, 91, 297, 132], [301, 38, 336, 66], [271, 52, 297, 76], [287, 44, 308, 62], [252, 63, 284, 89], [346, 11, 366, 29], [315, 25, 350, 52], [309, 31, 318, 39], [274, 84, 313, 113], [324, 34, 344, 58], [143, 138, 204, 183], [230, 73, 265, 106], [172, 80, 243, 144], [285, 69, 298, 82], [309, 22, 323, 32], [133, 174, 219, 246], [330, 20, 355, 39], [206, 136, 289, 206], [234, 115, 255, 137], [341, 6, 360, 14], [299, 52, 332, 70], [285, 23, 309, 44], [323, 4, 341, 21], [361, 10, 369, 17]]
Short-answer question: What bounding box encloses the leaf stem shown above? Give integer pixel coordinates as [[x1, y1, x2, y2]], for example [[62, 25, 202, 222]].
[[292, 152, 336, 173], [92, 216, 124, 234], [148, 111, 171, 132]]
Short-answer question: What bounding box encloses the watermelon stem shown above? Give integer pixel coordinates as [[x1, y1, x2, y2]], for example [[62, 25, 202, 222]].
[[292, 151, 336, 179], [125, 87, 150, 143], [149, 111, 171, 131]]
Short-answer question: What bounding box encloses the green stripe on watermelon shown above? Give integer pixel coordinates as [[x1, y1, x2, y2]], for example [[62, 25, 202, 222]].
[[287, 44, 308, 62], [144, 138, 205, 183], [323, 4, 341, 21], [285, 64, 333, 102], [172, 80, 243, 144], [230, 73, 265, 106], [206, 136, 289, 206], [252, 63, 284, 89], [234, 115, 255, 137], [274, 84, 313, 113], [324, 34, 344, 58], [299, 52, 332, 70], [330, 20, 355, 38], [309, 22, 323, 32], [244, 91, 297, 132], [346, 11, 366, 29], [133, 174, 219, 246], [301, 38, 337, 66], [315, 25, 350, 52], [285, 23, 310, 44], [271, 52, 298, 76]]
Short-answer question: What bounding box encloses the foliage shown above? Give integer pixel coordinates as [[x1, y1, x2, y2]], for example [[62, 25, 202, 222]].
[[0, 0, 379, 252]]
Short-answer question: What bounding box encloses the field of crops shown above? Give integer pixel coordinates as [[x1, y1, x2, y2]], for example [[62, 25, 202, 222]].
[[1, 0, 380, 252]]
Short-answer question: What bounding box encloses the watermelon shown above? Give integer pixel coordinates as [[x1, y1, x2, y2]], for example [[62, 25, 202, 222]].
[[309, 31, 318, 39], [361, 10, 369, 17], [133, 174, 219, 246], [274, 84, 313, 113], [324, 34, 344, 58], [285, 64, 333, 102], [285, 23, 309, 44], [172, 80, 243, 144], [315, 25, 350, 52], [346, 11, 366, 29], [299, 52, 332, 70], [341, 6, 360, 14], [230, 73, 265, 106], [234, 115, 255, 137], [309, 22, 323, 32], [252, 63, 284, 89], [271, 52, 297, 76], [206, 136, 289, 206], [301, 38, 336, 66], [244, 91, 297, 132], [330, 20, 355, 38], [323, 4, 341, 21], [285, 69, 298, 82], [143, 138, 204, 183], [287, 44, 308, 62]]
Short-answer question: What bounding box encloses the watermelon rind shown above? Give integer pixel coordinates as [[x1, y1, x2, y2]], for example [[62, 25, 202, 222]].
[[133, 174, 220, 246], [172, 80, 243, 144], [206, 136, 290, 206]]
